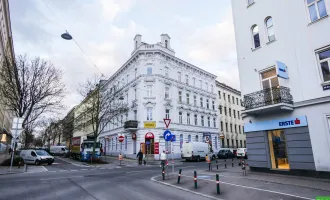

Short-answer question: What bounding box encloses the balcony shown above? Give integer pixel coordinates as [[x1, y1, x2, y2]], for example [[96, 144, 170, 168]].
[[242, 86, 293, 116], [124, 120, 138, 131]]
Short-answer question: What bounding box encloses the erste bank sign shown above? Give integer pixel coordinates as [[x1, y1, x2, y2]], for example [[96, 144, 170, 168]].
[[244, 116, 308, 133]]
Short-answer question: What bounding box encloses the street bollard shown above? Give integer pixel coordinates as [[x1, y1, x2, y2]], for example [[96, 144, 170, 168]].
[[225, 159, 227, 168], [24, 164, 27, 172], [194, 171, 197, 188], [162, 165, 165, 180], [216, 160, 218, 169], [177, 169, 182, 184], [216, 174, 220, 194], [232, 158, 234, 167]]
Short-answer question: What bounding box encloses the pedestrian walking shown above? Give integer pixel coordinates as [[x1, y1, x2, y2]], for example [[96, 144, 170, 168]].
[[137, 150, 143, 165], [160, 150, 167, 168], [8, 147, 12, 155]]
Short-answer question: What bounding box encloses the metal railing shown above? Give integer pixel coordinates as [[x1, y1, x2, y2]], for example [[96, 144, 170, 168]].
[[124, 120, 138, 129]]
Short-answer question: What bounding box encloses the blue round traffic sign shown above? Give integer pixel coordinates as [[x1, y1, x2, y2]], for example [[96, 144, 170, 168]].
[[163, 130, 173, 141]]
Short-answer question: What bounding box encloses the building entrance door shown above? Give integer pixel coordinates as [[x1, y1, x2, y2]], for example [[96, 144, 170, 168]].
[[267, 130, 290, 170], [145, 132, 154, 154]]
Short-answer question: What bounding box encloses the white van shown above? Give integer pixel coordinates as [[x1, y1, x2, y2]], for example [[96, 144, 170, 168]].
[[181, 142, 210, 162], [237, 148, 247, 159], [50, 146, 68, 156], [20, 149, 54, 165]]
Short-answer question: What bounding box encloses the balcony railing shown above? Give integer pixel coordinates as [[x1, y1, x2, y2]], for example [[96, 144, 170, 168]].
[[243, 86, 293, 110], [124, 120, 138, 129]]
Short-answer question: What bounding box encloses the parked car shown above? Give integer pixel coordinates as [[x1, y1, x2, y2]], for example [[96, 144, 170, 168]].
[[181, 142, 209, 162], [236, 148, 247, 159], [20, 149, 54, 165], [217, 149, 235, 159], [50, 146, 68, 156]]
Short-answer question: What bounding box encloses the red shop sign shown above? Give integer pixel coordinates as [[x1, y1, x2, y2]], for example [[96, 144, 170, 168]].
[[145, 132, 154, 139], [154, 142, 159, 154]]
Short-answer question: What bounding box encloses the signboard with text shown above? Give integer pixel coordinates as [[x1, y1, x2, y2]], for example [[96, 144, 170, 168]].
[[154, 142, 159, 154], [144, 121, 156, 128]]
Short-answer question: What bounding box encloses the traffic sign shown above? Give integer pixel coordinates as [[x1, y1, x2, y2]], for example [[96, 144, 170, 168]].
[[163, 118, 171, 129], [118, 135, 124, 142], [163, 130, 173, 141], [171, 135, 176, 142]]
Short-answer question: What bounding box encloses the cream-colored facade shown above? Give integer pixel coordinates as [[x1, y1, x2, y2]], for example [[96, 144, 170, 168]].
[[0, 0, 15, 152]]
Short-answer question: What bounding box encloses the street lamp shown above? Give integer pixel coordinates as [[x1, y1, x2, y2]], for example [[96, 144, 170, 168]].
[[61, 31, 73, 40]]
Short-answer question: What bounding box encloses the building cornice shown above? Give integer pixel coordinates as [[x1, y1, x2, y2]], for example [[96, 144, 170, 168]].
[[216, 80, 241, 96]]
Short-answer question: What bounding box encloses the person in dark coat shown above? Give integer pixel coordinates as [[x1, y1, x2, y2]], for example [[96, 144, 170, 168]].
[[137, 150, 143, 165], [8, 147, 12, 155]]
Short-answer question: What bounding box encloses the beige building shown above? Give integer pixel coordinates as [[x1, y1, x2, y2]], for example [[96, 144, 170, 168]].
[[0, 0, 15, 152], [216, 81, 246, 149]]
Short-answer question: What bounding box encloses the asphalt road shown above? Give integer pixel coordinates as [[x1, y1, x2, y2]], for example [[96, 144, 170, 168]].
[[0, 158, 328, 200]]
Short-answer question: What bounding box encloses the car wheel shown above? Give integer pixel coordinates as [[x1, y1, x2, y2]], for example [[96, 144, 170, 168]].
[[35, 160, 40, 166]]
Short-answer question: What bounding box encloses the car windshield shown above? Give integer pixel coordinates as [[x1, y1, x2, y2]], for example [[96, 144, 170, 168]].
[[36, 150, 49, 156], [83, 142, 100, 149]]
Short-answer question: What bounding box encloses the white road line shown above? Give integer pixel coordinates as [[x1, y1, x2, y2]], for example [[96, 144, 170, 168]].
[[42, 166, 48, 172], [70, 170, 78, 171], [59, 170, 67, 172], [126, 169, 159, 174], [181, 175, 313, 200], [151, 176, 223, 200], [81, 169, 88, 170], [40, 176, 84, 181]]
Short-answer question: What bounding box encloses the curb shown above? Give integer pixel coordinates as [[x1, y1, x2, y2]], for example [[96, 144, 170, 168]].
[[150, 175, 223, 200]]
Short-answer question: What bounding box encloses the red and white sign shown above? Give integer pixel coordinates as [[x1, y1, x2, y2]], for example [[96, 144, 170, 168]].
[[145, 132, 154, 139], [154, 142, 159, 154], [118, 135, 124, 142], [163, 118, 171, 129]]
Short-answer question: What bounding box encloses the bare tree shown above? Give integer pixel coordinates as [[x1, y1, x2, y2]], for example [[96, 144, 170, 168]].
[[0, 55, 66, 147], [75, 76, 129, 158]]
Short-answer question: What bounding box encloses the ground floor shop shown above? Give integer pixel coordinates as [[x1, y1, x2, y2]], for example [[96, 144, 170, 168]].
[[99, 129, 221, 160], [244, 106, 330, 174]]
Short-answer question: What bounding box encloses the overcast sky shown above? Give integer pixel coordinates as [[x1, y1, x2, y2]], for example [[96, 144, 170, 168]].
[[9, 0, 239, 117]]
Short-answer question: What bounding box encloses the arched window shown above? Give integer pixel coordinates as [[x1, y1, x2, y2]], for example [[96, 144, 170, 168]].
[[251, 25, 260, 48], [195, 135, 199, 142], [115, 137, 118, 150], [180, 134, 183, 148], [125, 135, 128, 150], [165, 40, 168, 48], [265, 17, 275, 42], [188, 135, 191, 142]]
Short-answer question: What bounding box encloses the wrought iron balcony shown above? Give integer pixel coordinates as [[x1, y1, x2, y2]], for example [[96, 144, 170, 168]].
[[124, 120, 138, 129], [242, 86, 293, 115]]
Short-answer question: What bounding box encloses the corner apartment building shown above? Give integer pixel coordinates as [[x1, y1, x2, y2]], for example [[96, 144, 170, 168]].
[[232, 0, 330, 174], [216, 81, 246, 149], [99, 34, 219, 160], [0, 0, 15, 152]]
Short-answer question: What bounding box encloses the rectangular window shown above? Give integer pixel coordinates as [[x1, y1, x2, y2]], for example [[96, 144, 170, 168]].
[[147, 67, 152, 75], [228, 95, 231, 102], [192, 77, 196, 86], [238, 111, 240, 119], [235, 125, 237, 133], [219, 106, 222, 114], [178, 72, 182, 82], [201, 116, 204, 126], [194, 95, 197, 106], [236, 98, 239, 105], [230, 123, 233, 132], [187, 113, 190, 125], [165, 87, 169, 99], [229, 108, 231, 117], [220, 121, 223, 131], [194, 114, 198, 125], [147, 108, 152, 121], [207, 117, 210, 127], [134, 110, 137, 120], [185, 75, 189, 85], [233, 109, 236, 118], [179, 112, 183, 123], [218, 91, 221, 99], [317, 48, 330, 83], [307, 0, 327, 23], [165, 67, 169, 77], [239, 125, 241, 134], [206, 99, 209, 109], [146, 86, 152, 97], [200, 97, 203, 107], [178, 91, 182, 102], [213, 118, 216, 128], [225, 122, 228, 132], [232, 96, 235, 103], [186, 93, 190, 104], [165, 109, 170, 119], [212, 101, 215, 110], [224, 107, 227, 116], [223, 93, 226, 101]]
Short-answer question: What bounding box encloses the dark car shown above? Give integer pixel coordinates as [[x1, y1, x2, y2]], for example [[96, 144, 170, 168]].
[[217, 149, 235, 159]]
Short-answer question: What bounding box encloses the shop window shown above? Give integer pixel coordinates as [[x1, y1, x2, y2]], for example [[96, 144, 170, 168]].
[[268, 130, 290, 170]]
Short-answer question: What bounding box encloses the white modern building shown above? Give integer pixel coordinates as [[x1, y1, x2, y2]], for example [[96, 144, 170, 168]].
[[216, 81, 246, 149], [232, 0, 330, 175], [99, 34, 219, 160]]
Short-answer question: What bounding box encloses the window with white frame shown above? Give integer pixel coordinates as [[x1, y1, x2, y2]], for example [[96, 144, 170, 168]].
[[239, 125, 241, 134], [178, 72, 182, 82], [201, 116, 204, 126], [194, 114, 198, 125], [178, 91, 182, 102], [194, 95, 197, 106], [200, 97, 203, 107], [207, 117, 210, 127], [146, 85, 152, 97], [317, 47, 330, 83], [212, 101, 215, 110], [165, 87, 170, 99], [206, 99, 209, 109], [251, 25, 260, 49], [213, 118, 216, 128], [265, 17, 275, 42], [187, 113, 190, 125], [307, 0, 327, 23], [147, 107, 152, 121], [147, 67, 152, 75], [218, 91, 221, 99], [195, 135, 199, 142], [233, 109, 236, 118], [193, 77, 196, 86], [185, 75, 189, 85], [186, 93, 190, 104], [235, 125, 237, 133], [247, 0, 254, 6], [164, 66, 169, 77], [179, 112, 183, 123], [238, 111, 240, 119], [165, 109, 170, 119]]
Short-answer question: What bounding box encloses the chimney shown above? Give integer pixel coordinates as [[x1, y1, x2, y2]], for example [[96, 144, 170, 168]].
[[134, 34, 142, 50]]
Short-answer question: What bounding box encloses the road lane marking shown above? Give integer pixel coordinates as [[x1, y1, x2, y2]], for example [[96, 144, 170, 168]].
[[126, 169, 159, 174], [70, 170, 78, 171], [151, 176, 223, 200], [42, 166, 48, 172], [81, 169, 88, 170], [60, 170, 67, 172], [181, 175, 313, 200], [40, 176, 84, 181]]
